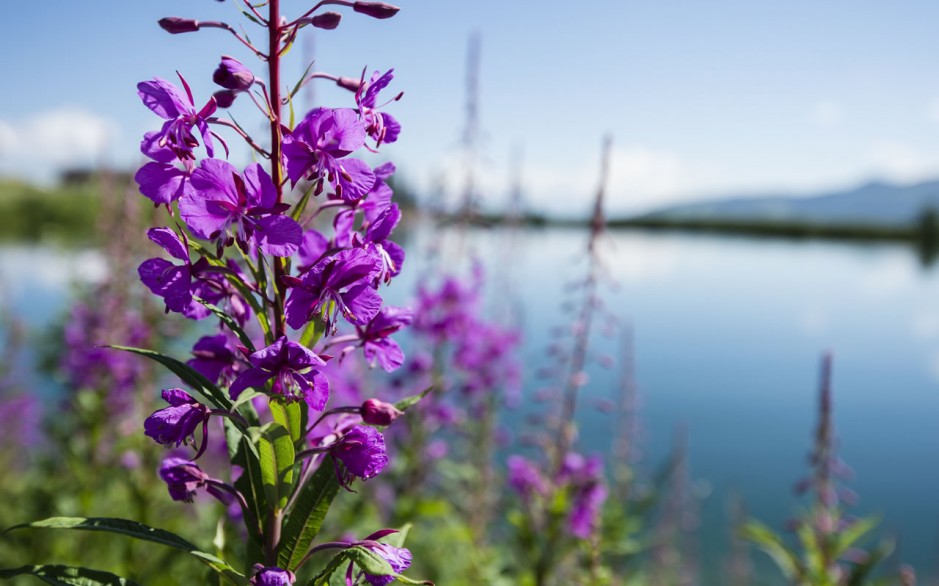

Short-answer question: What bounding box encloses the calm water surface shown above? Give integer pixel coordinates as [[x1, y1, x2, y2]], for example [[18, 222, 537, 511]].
[[3, 229, 939, 582]]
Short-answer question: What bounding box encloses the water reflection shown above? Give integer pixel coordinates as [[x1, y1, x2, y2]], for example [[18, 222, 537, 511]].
[[3, 228, 939, 581]]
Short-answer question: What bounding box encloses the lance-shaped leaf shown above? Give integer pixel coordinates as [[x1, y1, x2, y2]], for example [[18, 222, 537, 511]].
[[259, 422, 296, 511], [108, 345, 231, 410], [3, 518, 246, 584], [195, 297, 256, 352], [393, 385, 435, 414], [277, 457, 340, 570], [0, 564, 140, 585], [224, 420, 267, 557]]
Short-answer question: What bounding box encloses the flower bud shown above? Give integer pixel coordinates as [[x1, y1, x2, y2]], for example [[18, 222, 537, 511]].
[[336, 76, 362, 92], [352, 1, 400, 19], [310, 12, 342, 30], [158, 17, 200, 34], [213, 56, 255, 91], [360, 398, 403, 426], [213, 90, 237, 109]]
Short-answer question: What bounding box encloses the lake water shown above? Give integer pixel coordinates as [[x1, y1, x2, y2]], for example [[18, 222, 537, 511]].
[[3, 227, 939, 582]]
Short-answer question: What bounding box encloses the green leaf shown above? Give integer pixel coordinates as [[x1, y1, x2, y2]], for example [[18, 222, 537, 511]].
[[845, 538, 895, 586], [226, 421, 266, 550], [739, 520, 801, 580], [3, 518, 245, 584], [277, 457, 340, 570], [0, 564, 140, 585], [271, 400, 304, 444], [259, 422, 296, 510], [195, 298, 256, 352], [298, 315, 326, 349], [834, 516, 879, 557], [108, 346, 231, 410], [393, 386, 435, 413], [305, 551, 350, 586], [346, 547, 393, 576], [383, 524, 411, 548]]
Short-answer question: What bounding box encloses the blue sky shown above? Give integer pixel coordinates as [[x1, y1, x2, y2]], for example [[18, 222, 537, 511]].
[[3, 1, 939, 215]]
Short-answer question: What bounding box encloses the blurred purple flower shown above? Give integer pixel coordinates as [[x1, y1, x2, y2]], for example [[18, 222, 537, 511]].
[[358, 306, 412, 372]]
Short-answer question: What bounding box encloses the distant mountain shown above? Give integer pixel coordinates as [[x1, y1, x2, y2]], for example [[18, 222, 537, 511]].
[[637, 179, 939, 226]]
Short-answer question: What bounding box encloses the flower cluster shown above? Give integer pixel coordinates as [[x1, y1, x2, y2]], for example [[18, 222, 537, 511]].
[[127, 2, 427, 584]]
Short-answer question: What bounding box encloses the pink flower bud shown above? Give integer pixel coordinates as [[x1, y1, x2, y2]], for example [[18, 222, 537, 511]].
[[360, 398, 403, 426], [353, 1, 400, 19], [311, 12, 342, 30], [336, 77, 362, 92], [158, 17, 200, 34]]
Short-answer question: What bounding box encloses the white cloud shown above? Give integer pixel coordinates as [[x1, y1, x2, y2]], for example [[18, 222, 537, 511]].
[[0, 107, 118, 180], [811, 100, 843, 128], [865, 140, 939, 183], [522, 144, 731, 216]]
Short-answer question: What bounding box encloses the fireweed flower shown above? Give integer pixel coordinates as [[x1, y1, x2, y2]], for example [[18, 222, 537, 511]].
[[230, 336, 330, 410], [135, 131, 196, 205], [330, 424, 388, 483], [188, 333, 244, 385], [507, 455, 549, 499], [144, 389, 211, 455], [358, 306, 412, 372], [355, 203, 405, 285], [249, 565, 295, 586], [355, 69, 402, 147], [282, 107, 375, 200], [185, 260, 251, 324], [138, 75, 217, 161], [138, 227, 196, 313], [180, 159, 302, 257], [159, 456, 230, 503], [284, 248, 383, 333], [361, 542, 412, 586], [296, 228, 329, 272], [559, 453, 608, 539]]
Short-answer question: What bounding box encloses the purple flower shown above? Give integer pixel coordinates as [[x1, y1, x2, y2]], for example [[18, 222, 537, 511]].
[[356, 203, 405, 285], [138, 75, 217, 161], [138, 227, 195, 313], [507, 456, 548, 498], [229, 336, 330, 410], [135, 131, 196, 205], [187, 334, 243, 385], [355, 69, 402, 147], [180, 159, 302, 257], [284, 248, 383, 333], [558, 453, 607, 539], [358, 306, 412, 372], [569, 481, 607, 540], [282, 107, 375, 200], [362, 542, 412, 586], [331, 424, 388, 482], [250, 565, 295, 586], [296, 229, 329, 271], [159, 457, 211, 502], [144, 389, 211, 454]]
